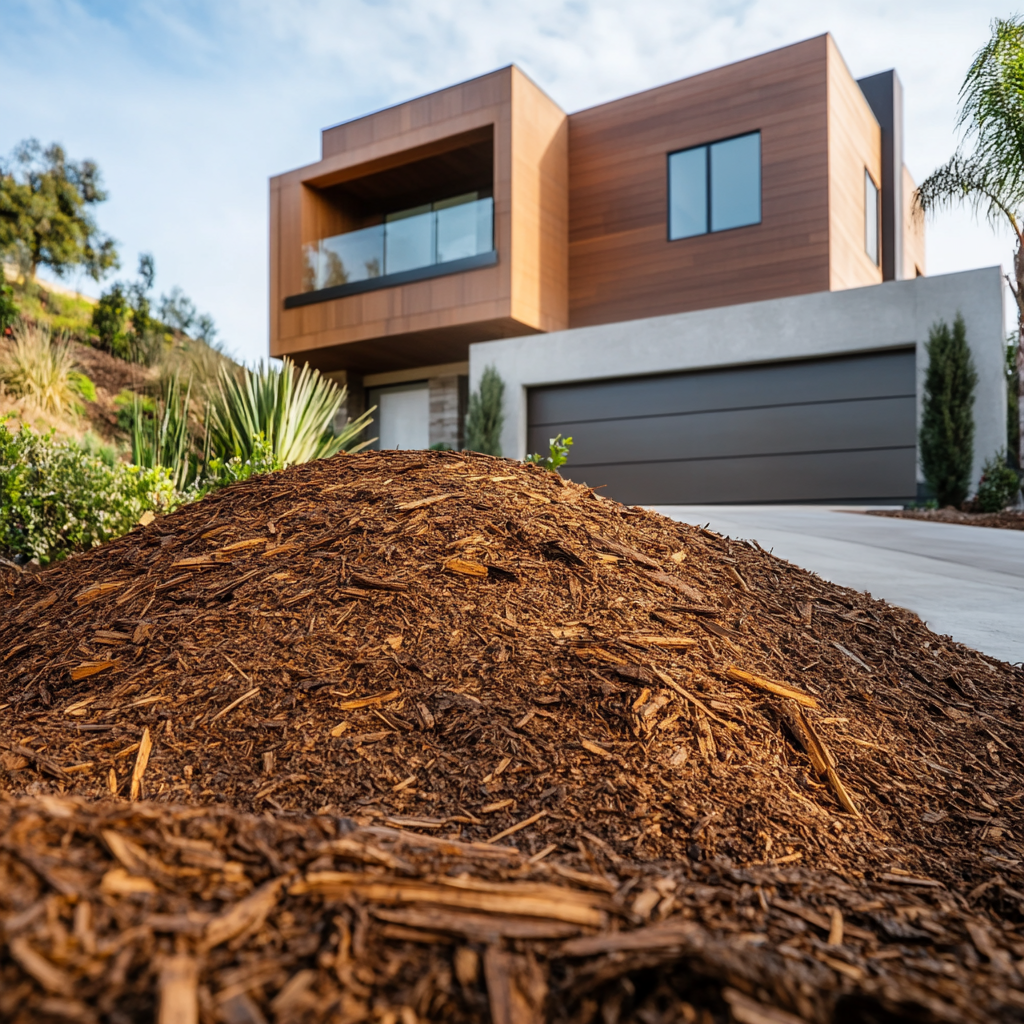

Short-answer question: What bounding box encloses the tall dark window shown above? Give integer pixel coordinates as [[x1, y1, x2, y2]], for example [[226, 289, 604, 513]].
[[668, 131, 761, 240], [865, 170, 880, 265]]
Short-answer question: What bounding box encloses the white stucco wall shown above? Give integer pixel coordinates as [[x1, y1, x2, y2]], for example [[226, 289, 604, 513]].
[[468, 267, 1006, 495]]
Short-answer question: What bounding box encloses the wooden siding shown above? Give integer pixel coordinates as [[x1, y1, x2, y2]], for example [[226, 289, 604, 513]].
[[566, 36, 832, 328], [826, 36, 883, 292], [269, 68, 567, 371], [510, 68, 569, 333], [902, 164, 926, 278]]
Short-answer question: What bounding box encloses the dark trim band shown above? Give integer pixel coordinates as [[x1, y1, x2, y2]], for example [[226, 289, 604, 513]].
[[283, 250, 499, 309]]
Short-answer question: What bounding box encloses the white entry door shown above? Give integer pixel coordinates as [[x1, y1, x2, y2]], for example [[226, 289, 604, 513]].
[[377, 384, 430, 450]]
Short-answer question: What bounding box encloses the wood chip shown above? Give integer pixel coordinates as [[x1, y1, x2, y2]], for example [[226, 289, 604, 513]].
[[130, 727, 153, 801], [724, 666, 819, 708]]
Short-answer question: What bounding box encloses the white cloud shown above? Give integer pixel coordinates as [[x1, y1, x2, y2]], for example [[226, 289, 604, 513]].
[[1, 0, 1015, 364]]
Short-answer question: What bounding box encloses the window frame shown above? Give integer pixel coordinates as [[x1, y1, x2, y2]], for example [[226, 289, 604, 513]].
[[666, 130, 762, 242]]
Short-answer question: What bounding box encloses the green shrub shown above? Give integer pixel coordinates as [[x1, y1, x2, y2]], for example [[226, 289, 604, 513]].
[[976, 450, 1021, 512], [464, 365, 505, 456], [0, 419, 178, 565], [0, 281, 17, 335], [919, 313, 977, 507], [526, 433, 573, 472]]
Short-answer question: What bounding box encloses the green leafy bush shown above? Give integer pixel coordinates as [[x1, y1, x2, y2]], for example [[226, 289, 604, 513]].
[[919, 314, 977, 507], [204, 434, 282, 488], [976, 451, 1021, 512], [526, 433, 573, 472], [0, 419, 178, 565], [464, 365, 504, 456]]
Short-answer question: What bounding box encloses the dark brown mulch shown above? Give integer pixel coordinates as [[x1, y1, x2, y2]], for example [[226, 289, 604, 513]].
[[868, 507, 1024, 531], [3, 449, 1024, 1021], [3, 794, 1024, 1024]]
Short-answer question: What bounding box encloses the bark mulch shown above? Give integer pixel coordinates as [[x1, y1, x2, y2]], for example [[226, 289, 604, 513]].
[[868, 507, 1024, 531], [3, 449, 1024, 1022]]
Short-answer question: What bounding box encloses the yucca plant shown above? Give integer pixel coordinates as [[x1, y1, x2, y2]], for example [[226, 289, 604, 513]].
[[208, 358, 374, 467], [130, 374, 202, 491], [0, 322, 95, 415]]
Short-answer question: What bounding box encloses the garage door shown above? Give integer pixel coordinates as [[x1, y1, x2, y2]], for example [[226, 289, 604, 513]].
[[526, 349, 917, 504]]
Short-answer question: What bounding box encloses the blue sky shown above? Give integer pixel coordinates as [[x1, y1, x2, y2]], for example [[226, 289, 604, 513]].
[[1, 0, 1018, 364]]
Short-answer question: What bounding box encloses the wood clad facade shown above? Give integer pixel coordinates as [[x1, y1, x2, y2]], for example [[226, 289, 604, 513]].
[[566, 35, 882, 328], [269, 35, 914, 371], [825, 36, 883, 292], [269, 67, 567, 373]]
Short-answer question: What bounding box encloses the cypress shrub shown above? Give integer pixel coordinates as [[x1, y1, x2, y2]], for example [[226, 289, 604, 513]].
[[464, 365, 505, 456], [919, 313, 977, 507]]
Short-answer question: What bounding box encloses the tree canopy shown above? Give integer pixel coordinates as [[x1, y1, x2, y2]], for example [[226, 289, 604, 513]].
[[0, 139, 119, 282]]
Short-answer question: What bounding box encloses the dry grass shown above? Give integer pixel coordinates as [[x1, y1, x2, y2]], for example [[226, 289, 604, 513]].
[[0, 322, 90, 417]]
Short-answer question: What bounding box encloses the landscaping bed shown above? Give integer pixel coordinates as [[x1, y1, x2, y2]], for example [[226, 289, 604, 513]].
[[3, 449, 1024, 1022], [868, 508, 1024, 531]]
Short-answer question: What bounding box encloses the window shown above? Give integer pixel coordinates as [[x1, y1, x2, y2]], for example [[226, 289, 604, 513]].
[[668, 131, 761, 240], [303, 192, 494, 292], [865, 171, 879, 265]]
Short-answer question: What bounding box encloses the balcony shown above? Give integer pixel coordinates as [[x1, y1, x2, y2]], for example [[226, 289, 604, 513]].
[[288, 192, 495, 308]]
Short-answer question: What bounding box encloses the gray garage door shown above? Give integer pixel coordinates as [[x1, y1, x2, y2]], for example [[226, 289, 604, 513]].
[[527, 349, 917, 505]]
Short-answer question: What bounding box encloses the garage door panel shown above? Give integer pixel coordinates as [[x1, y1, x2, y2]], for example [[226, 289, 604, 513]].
[[565, 448, 917, 505], [529, 396, 916, 466], [526, 349, 917, 504], [528, 350, 915, 427]]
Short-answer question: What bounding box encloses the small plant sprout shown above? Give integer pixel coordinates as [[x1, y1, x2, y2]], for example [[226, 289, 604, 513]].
[[526, 434, 573, 472]]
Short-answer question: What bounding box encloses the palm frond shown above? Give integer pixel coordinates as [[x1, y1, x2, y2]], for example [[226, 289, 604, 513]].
[[958, 17, 1024, 189], [917, 154, 1024, 235]]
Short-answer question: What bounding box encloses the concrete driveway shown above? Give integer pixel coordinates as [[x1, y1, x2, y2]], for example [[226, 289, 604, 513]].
[[651, 506, 1024, 666]]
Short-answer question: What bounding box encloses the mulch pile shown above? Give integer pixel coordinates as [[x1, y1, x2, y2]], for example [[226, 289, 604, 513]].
[[868, 507, 1024, 532], [4, 449, 1024, 1022]]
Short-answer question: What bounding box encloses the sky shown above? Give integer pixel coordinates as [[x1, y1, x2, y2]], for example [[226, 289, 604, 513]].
[[1, 0, 1018, 364]]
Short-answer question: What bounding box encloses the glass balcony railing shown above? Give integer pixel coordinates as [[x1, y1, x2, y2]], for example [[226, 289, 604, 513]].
[[302, 192, 494, 293]]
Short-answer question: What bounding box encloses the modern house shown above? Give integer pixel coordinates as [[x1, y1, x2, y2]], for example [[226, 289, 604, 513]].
[[269, 34, 1005, 504]]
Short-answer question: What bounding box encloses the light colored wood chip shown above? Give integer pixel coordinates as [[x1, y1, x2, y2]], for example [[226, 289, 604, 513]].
[[171, 556, 217, 568], [73, 581, 124, 606], [157, 954, 199, 1024], [101, 867, 158, 895], [70, 660, 119, 681], [724, 666, 819, 708], [481, 798, 515, 813], [485, 810, 549, 845], [8, 935, 74, 995], [828, 907, 844, 946], [130, 727, 152, 801], [209, 687, 260, 724], [444, 558, 488, 577], [581, 738, 613, 759], [725, 566, 751, 591], [396, 494, 450, 511], [216, 538, 266, 554], [336, 689, 401, 710]]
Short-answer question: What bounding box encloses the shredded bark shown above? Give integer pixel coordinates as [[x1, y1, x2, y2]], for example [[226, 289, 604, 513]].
[[2, 449, 1023, 1022], [869, 507, 1024, 531]]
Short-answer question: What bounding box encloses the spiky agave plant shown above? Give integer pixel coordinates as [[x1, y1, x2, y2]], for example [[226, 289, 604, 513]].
[[208, 358, 374, 468], [130, 374, 199, 492]]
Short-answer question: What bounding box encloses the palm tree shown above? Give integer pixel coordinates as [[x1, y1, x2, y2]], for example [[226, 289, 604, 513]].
[[917, 16, 1024, 466]]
